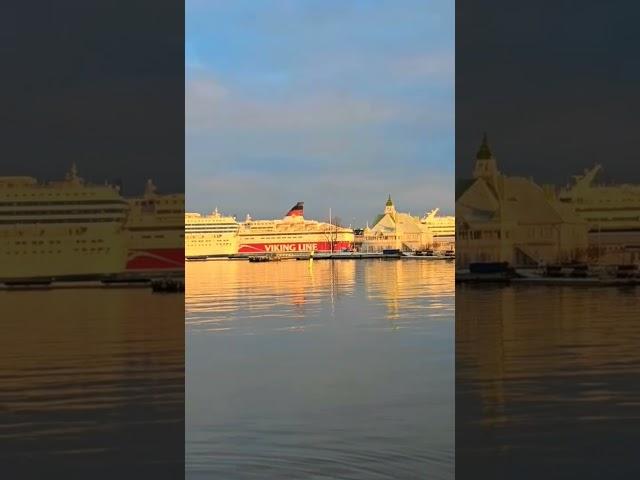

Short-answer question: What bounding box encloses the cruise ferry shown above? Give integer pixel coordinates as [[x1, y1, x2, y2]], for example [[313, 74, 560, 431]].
[[558, 165, 640, 232], [124, 180, 184, 274], [237, 202, 354, 254], [421, 208, 455, 239], [185, 209, 239, 258], [0, 165, 128, 281]]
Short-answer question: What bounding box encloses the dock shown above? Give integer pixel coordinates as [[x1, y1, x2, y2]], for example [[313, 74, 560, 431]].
[[457, 263, 640, 287], [0, 272, 185, 291], [222, 251, 454, 261]]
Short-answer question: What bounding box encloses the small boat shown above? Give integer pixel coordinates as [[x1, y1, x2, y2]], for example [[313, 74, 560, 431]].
[[616, 264, 639, 279], [248, 254, 281, 263], [151, 277, 184, 293]]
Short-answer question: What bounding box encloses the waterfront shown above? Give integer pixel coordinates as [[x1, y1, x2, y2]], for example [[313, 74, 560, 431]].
[[0, 289, 184, 478], [186, 259, 454, 479], [457, 285, 640, 479]]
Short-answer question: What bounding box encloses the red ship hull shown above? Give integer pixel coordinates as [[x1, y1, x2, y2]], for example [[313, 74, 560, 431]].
[[126, 248, 185, 271], [238, 241, 352, 254]]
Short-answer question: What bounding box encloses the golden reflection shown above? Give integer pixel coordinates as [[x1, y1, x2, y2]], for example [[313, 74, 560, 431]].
[[186, 260, 356, 321], [364, 260, 454, 321], [186, 259, 454, 328], [0, 290, 183, 414], [457, 286, 640, 426]]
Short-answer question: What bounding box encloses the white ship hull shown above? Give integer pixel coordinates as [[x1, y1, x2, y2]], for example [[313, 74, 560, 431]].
[[186, 234, 239, 257], [0, 167, 129, 282], [1, 224, 127, 281], [185, 210, 239, 258]]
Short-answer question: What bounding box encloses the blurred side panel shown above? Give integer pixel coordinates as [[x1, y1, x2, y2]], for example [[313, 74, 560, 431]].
[[456, 1, 640, 478], [0, 1, 184, 478]]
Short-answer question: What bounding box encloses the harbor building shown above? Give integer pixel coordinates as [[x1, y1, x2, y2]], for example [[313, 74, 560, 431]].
[[456, 135, 588, 268], [362, 195, 433, 252]]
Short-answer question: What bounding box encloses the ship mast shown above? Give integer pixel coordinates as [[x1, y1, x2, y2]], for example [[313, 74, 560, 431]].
[[329, 207, 333, 253]]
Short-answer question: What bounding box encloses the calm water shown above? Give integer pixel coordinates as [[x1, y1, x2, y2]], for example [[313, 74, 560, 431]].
[[457, 285, 640, 479], [186, 259, 454, 479], [0, 289, 184, 478]]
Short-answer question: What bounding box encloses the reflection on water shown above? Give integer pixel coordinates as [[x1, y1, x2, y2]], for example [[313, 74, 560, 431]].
[[457, 285, 640, 479], [0, 289, 184, 478], [186, 259, 454, 479]]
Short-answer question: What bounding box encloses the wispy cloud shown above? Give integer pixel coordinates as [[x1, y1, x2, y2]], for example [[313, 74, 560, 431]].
[[187, 75, 398, 133], [186, 0, 454, 222]]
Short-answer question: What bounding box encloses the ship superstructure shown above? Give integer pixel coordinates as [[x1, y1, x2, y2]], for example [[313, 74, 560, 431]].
[[558, 165, 640, 232], [124, 180, 184, 274], [0, 165, 128, 281], [185, 209, 239, 258], [237, 202, 354, 254], [421, 208, 455, 238]]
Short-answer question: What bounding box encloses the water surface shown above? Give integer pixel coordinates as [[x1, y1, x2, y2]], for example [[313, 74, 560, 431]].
[[0, 289, 184, 478], [457, 285, 640, 479], [186, 259, 454, 479]]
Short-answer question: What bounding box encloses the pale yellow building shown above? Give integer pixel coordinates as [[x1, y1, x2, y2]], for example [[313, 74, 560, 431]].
[[456, 135, 588, 268], [362, 196, 433, 252]]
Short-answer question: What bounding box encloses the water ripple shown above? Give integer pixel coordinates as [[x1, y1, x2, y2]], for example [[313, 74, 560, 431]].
[[187, 260, 454, 478]]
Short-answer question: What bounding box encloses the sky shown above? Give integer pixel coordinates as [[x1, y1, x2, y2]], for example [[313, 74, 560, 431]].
[[456, 0, 640, 187], [2, 2, 184, 196], [186, 0, 454, 226]]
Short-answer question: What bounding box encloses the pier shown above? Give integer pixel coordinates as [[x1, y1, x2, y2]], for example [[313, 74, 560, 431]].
[[0, 272, 185, 291], [456, 262, 640, 286], [187, 251, 455, 262]]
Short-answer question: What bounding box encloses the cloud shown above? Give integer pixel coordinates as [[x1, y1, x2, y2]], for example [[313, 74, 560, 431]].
[[185, 0, 454, 221], [187, 169, 454, 226], [390, 53, 455, 82], [186, 74, 399, 133]]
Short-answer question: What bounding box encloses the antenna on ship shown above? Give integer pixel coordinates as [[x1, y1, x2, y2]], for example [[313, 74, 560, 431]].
[[66, 163, 83, 184], [329, 207, 334, 254], [145, 179, 157, 196]]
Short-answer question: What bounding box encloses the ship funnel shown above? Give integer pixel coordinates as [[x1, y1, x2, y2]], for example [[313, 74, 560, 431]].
[[286, 202, 304, 217]]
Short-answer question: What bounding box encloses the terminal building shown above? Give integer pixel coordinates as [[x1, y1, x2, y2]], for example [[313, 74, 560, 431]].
[[362, 196, 433, 252], [456, 135, 588, 268]]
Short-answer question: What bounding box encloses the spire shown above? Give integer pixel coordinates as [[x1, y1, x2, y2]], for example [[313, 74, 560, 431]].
[[386, 194, 393, 207], [476, 132, 493, 160]]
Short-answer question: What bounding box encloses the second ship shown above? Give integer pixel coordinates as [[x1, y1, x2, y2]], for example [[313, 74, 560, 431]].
[[185, 202, 354, 259]]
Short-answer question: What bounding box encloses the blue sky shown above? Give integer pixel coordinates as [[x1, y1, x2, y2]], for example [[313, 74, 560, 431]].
[[186, 0, 454, 226]]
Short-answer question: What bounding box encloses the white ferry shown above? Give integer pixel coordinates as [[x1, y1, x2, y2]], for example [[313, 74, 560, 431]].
[[559, 165, 640, 233], [237, 202, 354, 254], [0, 165, 128, 281], [185, 209, 239, 258], [125, 180, 184, 274]]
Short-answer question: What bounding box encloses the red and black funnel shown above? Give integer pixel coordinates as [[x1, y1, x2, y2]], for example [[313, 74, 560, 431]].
[[286, 202, 304, 217]]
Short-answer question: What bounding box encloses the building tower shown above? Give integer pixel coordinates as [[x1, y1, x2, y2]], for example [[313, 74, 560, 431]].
[[384, 194, 396, 218], [473, 133, 499, 188]]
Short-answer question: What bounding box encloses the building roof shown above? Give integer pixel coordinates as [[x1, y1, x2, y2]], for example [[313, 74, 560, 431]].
[[456, 178, 476, 200], [457, 173, 585, 227]]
